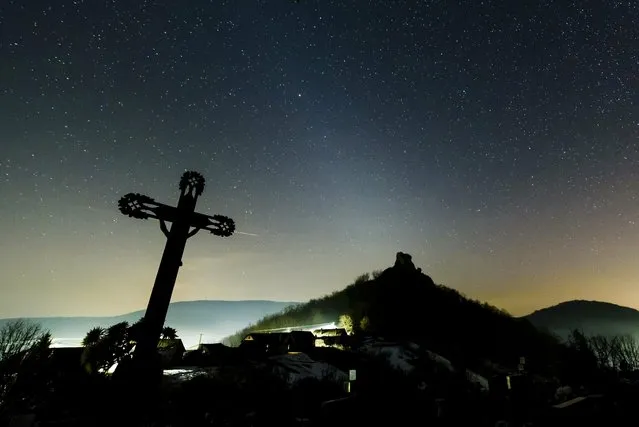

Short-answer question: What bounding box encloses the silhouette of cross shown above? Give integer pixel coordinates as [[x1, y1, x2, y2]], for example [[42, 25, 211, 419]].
[[116, 171, 235, 369]]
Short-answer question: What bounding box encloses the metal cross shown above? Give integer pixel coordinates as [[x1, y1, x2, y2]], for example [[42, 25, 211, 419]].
[[116, 171, 235, 368]]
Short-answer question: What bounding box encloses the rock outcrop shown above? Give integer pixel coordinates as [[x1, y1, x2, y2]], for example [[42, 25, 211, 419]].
[[394, 252, 416, 271]]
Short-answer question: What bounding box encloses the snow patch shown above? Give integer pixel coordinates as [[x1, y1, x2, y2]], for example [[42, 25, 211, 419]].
[[360, 342, 417, 372], [359, 340, 489, 391], [163, 367, 219, 383], [269, 352, 347, 384], [425, 350, 455, 372]]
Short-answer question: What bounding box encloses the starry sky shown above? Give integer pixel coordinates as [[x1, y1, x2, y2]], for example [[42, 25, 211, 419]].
[[1, 0, 637, 319]]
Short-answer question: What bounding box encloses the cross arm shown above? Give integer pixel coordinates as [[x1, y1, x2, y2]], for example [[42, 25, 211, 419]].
[[189, 212, 236, 237], [118, 193, 180, 222], [119, 193, 235, 237]]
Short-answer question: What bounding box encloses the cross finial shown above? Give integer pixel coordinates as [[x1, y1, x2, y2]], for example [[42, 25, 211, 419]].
[[179, 171, 205, 198]]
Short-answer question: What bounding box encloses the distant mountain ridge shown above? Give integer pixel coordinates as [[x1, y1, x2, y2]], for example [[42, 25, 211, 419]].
[[523, 300, 639, 338], [0, 300, 298, 348]]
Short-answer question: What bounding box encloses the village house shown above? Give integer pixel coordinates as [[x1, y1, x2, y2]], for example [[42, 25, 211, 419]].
[[182, 343, 241, 366], [313, 328, 349, 348], [157, 339, 186, 368], [239, 331, 316, 357]]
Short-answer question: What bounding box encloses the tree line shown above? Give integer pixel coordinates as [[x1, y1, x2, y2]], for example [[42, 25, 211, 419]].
[[564, 329, 639, 375]]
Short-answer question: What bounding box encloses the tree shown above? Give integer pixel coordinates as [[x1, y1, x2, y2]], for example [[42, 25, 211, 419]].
[[161, 326, 178, 340], [127, 318, 147, 342], [82, 322, 134, 374], [0, 319, 49, 363], [353, 273, 370, 285], [588, 335, 611, 368], [609, 335, 639, 372], [82, 327, 105, 347], [82, 320, 179, 375], [338, 314, 354, 335], [359, 316, 371, 332], [569, 333, 639, 375], [0, 320, 51, 413]]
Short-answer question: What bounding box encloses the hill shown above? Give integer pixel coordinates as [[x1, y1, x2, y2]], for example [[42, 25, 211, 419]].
[[225, 252, 561, 374], [524, 300, 639, 339], [0, 300, 296, 348]]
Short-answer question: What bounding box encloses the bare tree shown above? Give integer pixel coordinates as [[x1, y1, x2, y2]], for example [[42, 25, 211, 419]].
[[612, 335, 639, 372], [0, 320, 51, 411], [589, 335, 614, 369], [0, 319, 49, 364], [583, 334, 639, 373]]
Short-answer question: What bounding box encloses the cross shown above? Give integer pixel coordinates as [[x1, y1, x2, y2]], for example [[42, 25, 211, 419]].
[[116, 171, 235, 374]]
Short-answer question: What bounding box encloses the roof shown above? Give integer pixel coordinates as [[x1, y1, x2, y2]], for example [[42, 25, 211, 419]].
[[183, 343, 242, 366], [199, 343, 224, 349], [243, 331, 315, 342], [199, 343, 233, 353], [313, 328, 348, 337], [158, 339, 185, 350]]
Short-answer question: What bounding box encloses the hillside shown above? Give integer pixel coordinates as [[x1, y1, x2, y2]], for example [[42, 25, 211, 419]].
[[225, 252, 561, 373], [524, 300, 639, 338], [0, 300, 296, 348]]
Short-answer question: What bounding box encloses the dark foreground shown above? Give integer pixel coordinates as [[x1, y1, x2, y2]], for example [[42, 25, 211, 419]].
[[4, 349, 639, 427]]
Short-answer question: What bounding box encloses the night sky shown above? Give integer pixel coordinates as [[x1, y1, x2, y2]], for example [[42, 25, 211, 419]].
[[1, 0, 637, 318]]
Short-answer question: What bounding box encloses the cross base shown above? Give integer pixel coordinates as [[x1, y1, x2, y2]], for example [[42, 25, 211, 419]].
[[111, 354, 164, 418], [112, 353, 163, 389]]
